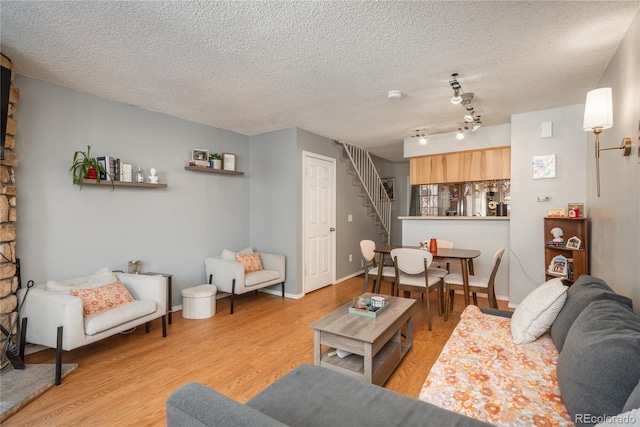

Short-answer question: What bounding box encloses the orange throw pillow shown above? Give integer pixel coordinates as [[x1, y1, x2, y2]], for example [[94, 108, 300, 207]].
[[235, 253, 263, 274], [70, 281, 134, 316]]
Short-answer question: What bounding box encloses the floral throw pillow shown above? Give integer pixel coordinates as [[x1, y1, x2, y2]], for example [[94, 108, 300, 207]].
[[235, 253, 263, 274], [70, 281, 135, 316]]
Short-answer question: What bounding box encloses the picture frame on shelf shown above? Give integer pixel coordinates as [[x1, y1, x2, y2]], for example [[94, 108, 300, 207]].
[[566, 236, 581, 250], [548, 254, 568, 276], [192, 149, 209, 162], [222, 153, 236, 171], [548, 207, 565, 217]]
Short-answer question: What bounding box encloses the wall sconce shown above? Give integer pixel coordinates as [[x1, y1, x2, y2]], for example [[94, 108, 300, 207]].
[[582, 87, 632, 197]]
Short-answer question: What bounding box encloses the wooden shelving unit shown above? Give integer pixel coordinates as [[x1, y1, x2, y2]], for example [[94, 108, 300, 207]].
[[544, 217, 589, 283], [80, 179, 167, 188], [184, 166, 244, 176]]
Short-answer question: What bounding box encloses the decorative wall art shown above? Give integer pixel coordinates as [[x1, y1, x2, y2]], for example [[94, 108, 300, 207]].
[[533, 154, 556, 179], [381, 177, 395, 201]]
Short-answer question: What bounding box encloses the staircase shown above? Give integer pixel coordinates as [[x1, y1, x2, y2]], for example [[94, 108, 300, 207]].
[[338, 141, 391, 243]]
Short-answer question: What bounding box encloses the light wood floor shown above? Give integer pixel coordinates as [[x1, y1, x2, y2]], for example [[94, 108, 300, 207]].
[[5, 277, 509, 426]]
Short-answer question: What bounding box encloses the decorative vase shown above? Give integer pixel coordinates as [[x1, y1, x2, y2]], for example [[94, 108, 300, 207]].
[[86, 165, 98, 180], [429, 238, 438, 253], [213, 159, 222, 169]]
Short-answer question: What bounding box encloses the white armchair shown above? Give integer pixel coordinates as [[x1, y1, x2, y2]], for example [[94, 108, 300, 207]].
[[18, 270, 167, 385], [205, 250, 286, 314]]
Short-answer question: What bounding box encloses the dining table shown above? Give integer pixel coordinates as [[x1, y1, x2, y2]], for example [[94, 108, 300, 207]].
[[373, 245, 481, 307]]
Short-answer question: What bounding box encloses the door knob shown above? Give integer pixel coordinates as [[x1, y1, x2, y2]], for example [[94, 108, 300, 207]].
[[330, 227, 336, 232]]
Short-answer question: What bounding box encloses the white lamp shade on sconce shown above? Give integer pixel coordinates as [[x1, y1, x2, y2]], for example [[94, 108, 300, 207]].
[[583, 87, 613, 131]]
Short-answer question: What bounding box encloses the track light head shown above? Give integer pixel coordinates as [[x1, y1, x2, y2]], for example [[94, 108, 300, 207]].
[[456, 127, 465, 140]]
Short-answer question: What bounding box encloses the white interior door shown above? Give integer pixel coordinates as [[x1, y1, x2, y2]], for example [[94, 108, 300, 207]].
[[303, 152, 335, 293]]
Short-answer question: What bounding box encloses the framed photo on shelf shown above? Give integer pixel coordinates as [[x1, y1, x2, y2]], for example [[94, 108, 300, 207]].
[[548, 255, 568, 276], [192, 149, 209, 162], [566, 236, 581, 250], [222, 153, 236, 171]]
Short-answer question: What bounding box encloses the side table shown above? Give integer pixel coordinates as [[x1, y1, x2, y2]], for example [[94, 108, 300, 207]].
[[141, 272, 173, 324]]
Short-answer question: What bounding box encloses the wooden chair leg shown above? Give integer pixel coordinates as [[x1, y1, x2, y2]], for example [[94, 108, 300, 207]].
[[472, 292, 478, 306], [161, 315, 167, 338], [230, 279, 236, 315], [449, 289, 455, 310], [55, 326, 63, 386], [425, 290, 432, 332], [444, 284, 450, 322]]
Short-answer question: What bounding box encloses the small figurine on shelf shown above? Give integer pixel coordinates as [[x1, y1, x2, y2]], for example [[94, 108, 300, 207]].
[[550, 227, 564, 242], [136, 165, 145, 183], [148, 168, 159, 183]]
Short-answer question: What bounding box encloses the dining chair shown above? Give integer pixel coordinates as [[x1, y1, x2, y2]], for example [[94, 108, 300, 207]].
[[443, 247, 505, 321], [360, 240, 396, 294], [391, 248, 443, 331], [427, 239, 454, 279]]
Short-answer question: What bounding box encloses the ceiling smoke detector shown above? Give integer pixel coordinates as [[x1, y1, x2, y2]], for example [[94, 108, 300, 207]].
[[388, 90, 402, 99]]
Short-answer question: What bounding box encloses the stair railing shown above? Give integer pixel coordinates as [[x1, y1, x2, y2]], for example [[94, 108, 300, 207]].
[[340, 141, 391, 241]]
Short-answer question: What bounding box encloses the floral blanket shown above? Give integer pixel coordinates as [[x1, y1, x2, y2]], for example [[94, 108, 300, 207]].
[[419, 305, 573, 426]]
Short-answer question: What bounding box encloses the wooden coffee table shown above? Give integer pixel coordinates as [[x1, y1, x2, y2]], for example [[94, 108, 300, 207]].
[[309, 293, 415, 386]]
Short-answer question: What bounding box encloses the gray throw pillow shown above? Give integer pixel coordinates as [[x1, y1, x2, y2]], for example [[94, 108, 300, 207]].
[[557, 299, 640, 426], [550, 275, 633, 352]]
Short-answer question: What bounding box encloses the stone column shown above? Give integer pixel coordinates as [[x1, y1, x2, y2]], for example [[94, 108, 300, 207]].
[[1, 53, 20, 369]]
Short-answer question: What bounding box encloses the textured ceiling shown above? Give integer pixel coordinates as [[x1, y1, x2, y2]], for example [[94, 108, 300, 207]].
[[1, 1, 638, 161]]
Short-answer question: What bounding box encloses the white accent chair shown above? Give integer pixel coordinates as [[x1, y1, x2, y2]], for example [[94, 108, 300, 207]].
[[443, 247, 505, 321], [391, 248, 444, 331], [360, 240, 396, 294], [18, 271, 167, 385], [205, 250, 285, 314]]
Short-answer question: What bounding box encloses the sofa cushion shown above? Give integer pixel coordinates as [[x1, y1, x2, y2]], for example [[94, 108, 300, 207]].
[[550, 275, 633, 352], [511, 278, 567, 344], [236, 253, 263, 274], [247, 364, 490, 427], [245, 270, 280, 287], [70, 281, 134, 316], [167, 382, 287, 427], [557, 299, 640, 425], [84, 300, 156, 335]]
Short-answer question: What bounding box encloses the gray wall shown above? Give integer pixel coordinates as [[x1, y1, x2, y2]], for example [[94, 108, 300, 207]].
[[249, 128, 297, 295], [509, 104, 587, 305], [13, 76, 390, 308], [14, 76, 251, 306], [588, 12, 639, 310]]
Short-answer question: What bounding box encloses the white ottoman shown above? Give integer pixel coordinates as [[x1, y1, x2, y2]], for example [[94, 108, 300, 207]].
[[181, 284, 217, 319]]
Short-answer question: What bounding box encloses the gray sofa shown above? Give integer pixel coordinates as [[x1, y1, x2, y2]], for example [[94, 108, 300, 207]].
[[166, 363, 490, 427], [166, 275, 640, 427]]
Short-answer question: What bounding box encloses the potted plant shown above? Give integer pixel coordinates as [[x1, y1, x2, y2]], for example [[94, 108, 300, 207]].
[[69, 145, 110, 189], [210, 153, 222, 169]]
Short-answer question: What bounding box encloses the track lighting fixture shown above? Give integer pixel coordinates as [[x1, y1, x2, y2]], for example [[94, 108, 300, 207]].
[[471, 115, 482, 131], [448, 74, 484, 136], [449, 74, 462, 104], [413, 130, 428, 145]]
